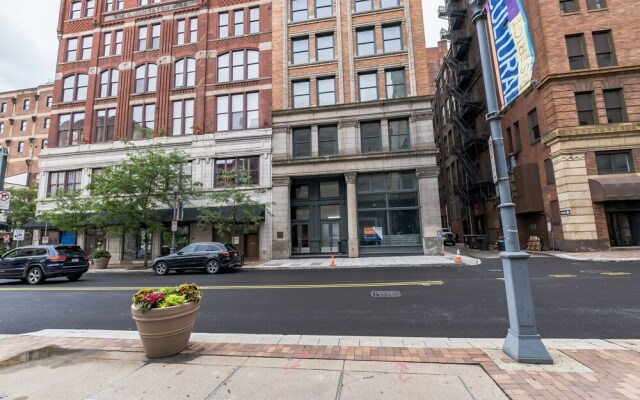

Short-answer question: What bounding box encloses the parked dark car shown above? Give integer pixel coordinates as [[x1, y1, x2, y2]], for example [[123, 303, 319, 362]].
[[0, 245, 90, 285], [152, 242, 244, 276], [437, 228, 457, 246]]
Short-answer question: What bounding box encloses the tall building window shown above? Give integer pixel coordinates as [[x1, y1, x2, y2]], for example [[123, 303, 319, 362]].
[[219, 12, 229, 38], [528, 108, 540, 141], [0, 123, 3, 134], [81, 35, 93, 60], [389, 118, 410, 151], [113, 30, 123, 55], [292, 37, 310, 64], [575, 92, 596, 125], [177, 17, 198, 44], [217, 50, 259, 82], [318, 125, 338, 156], [249, 7, 260, 33], [216, 92, 259, 131], [234, 9, 244, 36], [0, 103, 6, 113], [565, 34, 588, 70], [380, 0, 399, 8], [292, 127, 312, 158], [70, 1, 82, 19], [593, 31, 616, 67], [291, 0, 308, 22], [100, 69, 119, 98], [17, 141, 25, 152], [215, 156, 260, 186], [316, 33, 334, 61], [42, 139, 48, 149], [134, 63, 158, 93], [315, 0, 332, 18], [95, 108, 116, 143], [292, 80, 310, 108], [48, 170, 82, 197], [172, 99, 194, 136], [66, 38, 78, 61], [382, 24, 402, 52], [85, 0, 95, 17], [23, 99, 30, 110], [360, 121, 382, 153], [586, 0, 606, 9], [62, 74, 88, 102], [138, 24, 160, 51], [175, 57, 196, 87], [44, 117, 51, 129], [596, 151, 634, 174], [385, 69, 406, 99], [46, 96, 52, 107], [513, 122, 522, 152], [603, 89, 626, 123], [20, 120, 27, 131], [103, 32, 113, 55], [57, 112, 85, 147], [544, 159, 555, 185], [359, 72, 378, 102], [317, 77, 336, 106], [354, 0, 373, 12], [356, 28, 376, 56], [139, 0, 161, 5], [104, 0, 124, 12], [559, 0, 578, 13], [132, 104, 155, 139]]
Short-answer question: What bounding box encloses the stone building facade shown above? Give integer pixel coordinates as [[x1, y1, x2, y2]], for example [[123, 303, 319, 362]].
[[36, 0, 273, 261], [435, 0, 640, 251], [270, 0, 440, 258]]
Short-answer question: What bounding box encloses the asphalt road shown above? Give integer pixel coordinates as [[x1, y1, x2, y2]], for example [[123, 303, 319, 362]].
[[0, 256, 638, 338]]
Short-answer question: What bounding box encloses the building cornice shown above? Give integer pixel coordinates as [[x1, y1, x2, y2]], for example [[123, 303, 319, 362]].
[[537, 65, 640, 90], [543, 122, 640, 147], [272, 149, 438, 169]]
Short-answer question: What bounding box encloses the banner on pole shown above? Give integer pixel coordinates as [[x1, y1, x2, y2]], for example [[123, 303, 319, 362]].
[[486, 0, 535, 109]]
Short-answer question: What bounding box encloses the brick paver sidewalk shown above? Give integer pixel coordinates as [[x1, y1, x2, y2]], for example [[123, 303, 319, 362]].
[[1, 335, 639, 399]]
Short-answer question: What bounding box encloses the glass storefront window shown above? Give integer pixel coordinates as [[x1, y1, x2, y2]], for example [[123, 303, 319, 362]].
[[294, 184, 309, 199], [321, 205, 340, 219], [294, 207, 309, 220], [320, 181, 339, 197], [357, 193, 386, 209]]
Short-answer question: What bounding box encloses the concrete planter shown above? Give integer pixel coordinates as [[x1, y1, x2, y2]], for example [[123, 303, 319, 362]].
[[93, 257, 110, 269], [131, 301, 200, 358]]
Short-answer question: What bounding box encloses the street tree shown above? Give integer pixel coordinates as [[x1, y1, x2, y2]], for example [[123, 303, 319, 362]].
[[39, 189, 94, 245], [88, 144, 197, 266], [6, 185, 38, 231], [198, 169, 270, 245]]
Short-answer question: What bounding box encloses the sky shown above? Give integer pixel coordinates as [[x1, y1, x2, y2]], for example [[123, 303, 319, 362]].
[[0, 0, 446, 93]]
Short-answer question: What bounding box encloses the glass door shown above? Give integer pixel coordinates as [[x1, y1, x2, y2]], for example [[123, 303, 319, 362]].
[[291, 223, 310, 253], [321, 222, 340, 253]]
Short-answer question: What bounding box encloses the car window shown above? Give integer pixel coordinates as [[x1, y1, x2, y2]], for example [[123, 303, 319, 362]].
[[3, 249, 21, 258], [55, 246, 86, 256], [20, 248, 35, 257], [224, 244, 238, 252], [210, 243, 225, 251], [34, 248, 48, 256], [195, 244, 214, 252], [180, 244, 197, 253]]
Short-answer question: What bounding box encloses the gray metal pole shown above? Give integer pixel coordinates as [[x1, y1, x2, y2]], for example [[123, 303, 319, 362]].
[[468, 0, 552, 364], [0, 147, 8, 191], [170, 191, 177, 254]]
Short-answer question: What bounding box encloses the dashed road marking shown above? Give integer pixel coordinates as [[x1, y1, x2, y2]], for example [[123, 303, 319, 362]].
[[601, 272, 631, 276], [548, 274, 577, 278]]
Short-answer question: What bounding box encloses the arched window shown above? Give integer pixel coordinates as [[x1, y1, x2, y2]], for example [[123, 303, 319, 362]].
[[175, 57, 196, 88], [62, 74, 88, 102], [99, 69, 119, 98], [217, 49, 259, 83], [134, 63, 157, 93]]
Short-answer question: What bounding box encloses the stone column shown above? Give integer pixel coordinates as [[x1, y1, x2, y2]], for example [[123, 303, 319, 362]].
[[271, 176, 291, 259], [152, 227, 163, 259], [417, 167, 443, 255], [345, 172, 358, 258]]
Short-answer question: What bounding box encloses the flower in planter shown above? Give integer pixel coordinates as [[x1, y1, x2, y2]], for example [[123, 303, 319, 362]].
[[132, 283, 202, 313], [92, 249, 111, 259]]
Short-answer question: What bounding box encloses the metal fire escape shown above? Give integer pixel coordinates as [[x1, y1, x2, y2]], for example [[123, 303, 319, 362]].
[[439, 0, 494, 206]]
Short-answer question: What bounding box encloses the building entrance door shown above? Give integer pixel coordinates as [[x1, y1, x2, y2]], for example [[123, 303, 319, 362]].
[[292, 223, 310, 253], [321, 222, 340, 253]]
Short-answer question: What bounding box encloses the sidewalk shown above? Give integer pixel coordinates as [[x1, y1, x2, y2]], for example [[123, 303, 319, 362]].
[[1, 330, 639, 399], [95, 246, 639, 272]]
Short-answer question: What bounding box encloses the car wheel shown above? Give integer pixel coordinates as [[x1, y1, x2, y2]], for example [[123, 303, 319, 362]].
[[154, 261, 170, 276], [26, 267, 45, 285], [67, 273, 83, 282], [205, 260, 221, 274]]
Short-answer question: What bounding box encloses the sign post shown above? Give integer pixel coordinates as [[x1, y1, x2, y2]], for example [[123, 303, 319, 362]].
[[0, 191, 11, 210], [468, 0, 552, 363]]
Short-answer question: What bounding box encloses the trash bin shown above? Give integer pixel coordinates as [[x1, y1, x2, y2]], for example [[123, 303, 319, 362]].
[[477, 235, 490, 250], [496, 237, 505, 251]]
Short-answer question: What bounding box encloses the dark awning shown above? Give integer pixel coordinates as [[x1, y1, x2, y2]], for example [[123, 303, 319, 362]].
[[157, 206, 265, 222], [22, 220, 57, 229], [589, 176, 640, 202]]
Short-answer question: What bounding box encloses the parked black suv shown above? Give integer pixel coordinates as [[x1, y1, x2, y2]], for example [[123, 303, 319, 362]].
[[0, 245, 90, 285], [152, 242, 243, 275]]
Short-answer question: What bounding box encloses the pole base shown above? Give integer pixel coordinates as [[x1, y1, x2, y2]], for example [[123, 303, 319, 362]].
[[503, 329, 553, 364]]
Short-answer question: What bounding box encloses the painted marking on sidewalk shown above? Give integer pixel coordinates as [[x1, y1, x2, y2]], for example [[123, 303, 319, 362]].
[[601, 272, 631, 276], [0, 280, 446, 292], [548, 274, 577, 278]]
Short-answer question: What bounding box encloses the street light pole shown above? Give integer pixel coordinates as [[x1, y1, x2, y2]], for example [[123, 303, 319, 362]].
[[468, 0, 552, 364], [170, 190, 177, 254]]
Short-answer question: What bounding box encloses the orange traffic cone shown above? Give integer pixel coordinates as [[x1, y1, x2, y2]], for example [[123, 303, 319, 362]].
[[329, 255, 337, 267], [454, 249, 463, 264]]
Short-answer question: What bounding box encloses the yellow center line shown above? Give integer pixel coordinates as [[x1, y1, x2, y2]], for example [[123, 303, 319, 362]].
[[601, 272, 631, 276], [548, 274, 577, 278], [0, 280, 445, 291]]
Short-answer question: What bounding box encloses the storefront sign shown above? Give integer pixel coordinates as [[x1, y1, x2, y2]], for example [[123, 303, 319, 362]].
[[363, 227, 383, 242]]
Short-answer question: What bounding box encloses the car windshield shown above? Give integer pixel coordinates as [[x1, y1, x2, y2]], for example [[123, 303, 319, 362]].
[[55, 246, 85, 256]]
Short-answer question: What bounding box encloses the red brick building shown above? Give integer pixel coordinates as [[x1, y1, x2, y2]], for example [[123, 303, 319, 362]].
[[36, 0, 274, 260], [435, 0, 640, 251]]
